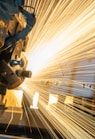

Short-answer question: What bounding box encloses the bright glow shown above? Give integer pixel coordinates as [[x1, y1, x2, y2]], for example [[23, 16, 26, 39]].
[[30, 92, 39, 109], [26, 0, 95, 76], [23, 0, 95, 138], [3, 90, 23, 107], [14, 90, 23, 107], [64, 96, 74, 104], [48, 94, 58, 104]]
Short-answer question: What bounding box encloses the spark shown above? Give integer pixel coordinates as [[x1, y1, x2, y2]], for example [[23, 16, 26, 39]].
[[30, 91, 39, 109], [22, 0, 95, 138]]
